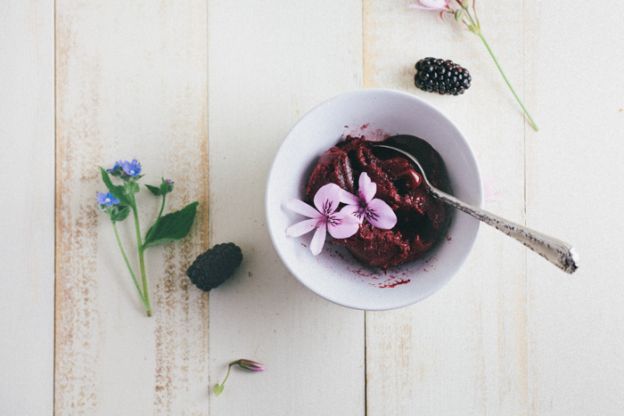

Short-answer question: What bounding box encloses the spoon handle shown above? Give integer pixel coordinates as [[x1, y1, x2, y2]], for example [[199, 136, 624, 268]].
[[430, 188, 578, 274]]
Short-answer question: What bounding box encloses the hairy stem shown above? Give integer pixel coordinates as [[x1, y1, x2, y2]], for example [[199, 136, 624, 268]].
[[157, 193, 166, 220], [112, 222, 149, 311], [131, 204, 152, 317], [476, 31, 539, 131]]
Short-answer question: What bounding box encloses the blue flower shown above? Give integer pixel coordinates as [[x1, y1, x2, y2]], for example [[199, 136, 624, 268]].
[[107, 160, 123, 174], [121, 159, 142, 177], [97, 192, 120, 207]]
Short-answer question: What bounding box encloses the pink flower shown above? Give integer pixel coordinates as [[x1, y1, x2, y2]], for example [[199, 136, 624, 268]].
[[286, 183, 360, 255], [341, 173, 397, 230], [213, 358, 265, 396], [408, 0, 450, 11]]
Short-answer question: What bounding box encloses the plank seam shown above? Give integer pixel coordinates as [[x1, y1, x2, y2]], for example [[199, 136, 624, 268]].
[[52, 0, 58, 414], [522, 0, 531, 413]]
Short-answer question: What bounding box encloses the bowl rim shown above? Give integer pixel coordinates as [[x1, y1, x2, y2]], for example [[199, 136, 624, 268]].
[[265, 88, 483, 311]]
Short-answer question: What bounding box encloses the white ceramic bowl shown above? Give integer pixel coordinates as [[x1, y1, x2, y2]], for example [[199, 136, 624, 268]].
[[266, 89, 482, 310]]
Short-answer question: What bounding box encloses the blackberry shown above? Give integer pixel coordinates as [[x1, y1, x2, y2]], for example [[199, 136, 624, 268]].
[[414, 57, 471, 95], [186, 243, 243, 291]]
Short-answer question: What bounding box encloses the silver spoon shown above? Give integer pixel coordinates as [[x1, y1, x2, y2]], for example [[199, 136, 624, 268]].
[[374, 143, 578, 274]]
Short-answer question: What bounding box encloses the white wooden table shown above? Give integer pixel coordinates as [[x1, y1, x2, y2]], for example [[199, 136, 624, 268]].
[[2, 1, 623, 415]]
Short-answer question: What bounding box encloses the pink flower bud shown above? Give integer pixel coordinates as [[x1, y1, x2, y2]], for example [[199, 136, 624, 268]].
[[234, 359, 265, 372], [213, 358, 266, 396]]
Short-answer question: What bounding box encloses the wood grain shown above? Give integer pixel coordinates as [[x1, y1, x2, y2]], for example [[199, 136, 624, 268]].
[[2, 1, 623, 415], [524, 1, 624, 414], [0, 1, 54, 414], [363, 1, 528, 414], [207, 0, 365, 414], [55, 1, 209, 414]]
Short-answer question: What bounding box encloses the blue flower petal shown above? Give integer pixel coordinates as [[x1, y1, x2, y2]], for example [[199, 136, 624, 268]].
[[97, 191, 120, 207], [107, 160, 123, 174], [121, 159, 142, 177]]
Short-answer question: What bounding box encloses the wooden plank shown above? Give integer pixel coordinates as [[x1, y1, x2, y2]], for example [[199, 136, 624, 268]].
[[363, 1, 529, 414], [0, 1, 55, 414], [206, 1, 365, 414], [55, 1, 209, 414], [524, 2, 624, 415]]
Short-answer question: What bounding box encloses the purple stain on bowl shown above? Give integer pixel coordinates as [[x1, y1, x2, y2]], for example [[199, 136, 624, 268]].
[[342, 123, 390, 142]]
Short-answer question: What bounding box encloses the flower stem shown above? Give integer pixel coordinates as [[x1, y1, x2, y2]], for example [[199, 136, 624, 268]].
[[131, 205, 152, 317], [220, 363, 233, 387], [157, 193, 166, 220], [475, 31, 539, 131], [112, 222, 148, 310]]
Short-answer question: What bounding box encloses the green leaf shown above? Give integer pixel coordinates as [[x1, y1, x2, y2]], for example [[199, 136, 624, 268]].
[[110, 205, 130, 222], [146, 184, 162, 196], [143, 202, 198, 249], [212, 384, 224, 396], [100, 168, 130, 205]]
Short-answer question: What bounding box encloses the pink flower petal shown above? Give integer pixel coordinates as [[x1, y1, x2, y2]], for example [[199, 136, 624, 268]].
[[327, 212, 360, 239], [358, 172, 377, 203], [286, 199, 321, 219], [408, 0, 449, 11], [309, 224, 327, 255], [313, 183, 343, 215], [286, 218, 319, 237], [340, 189, 359, 205], [366, 199, 397, 230], [340, 204, 364, 224]]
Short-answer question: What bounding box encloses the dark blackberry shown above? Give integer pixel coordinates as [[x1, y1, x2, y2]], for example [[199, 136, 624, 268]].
[[186, 243, 243, 291], [414, 57, 471, 96]]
